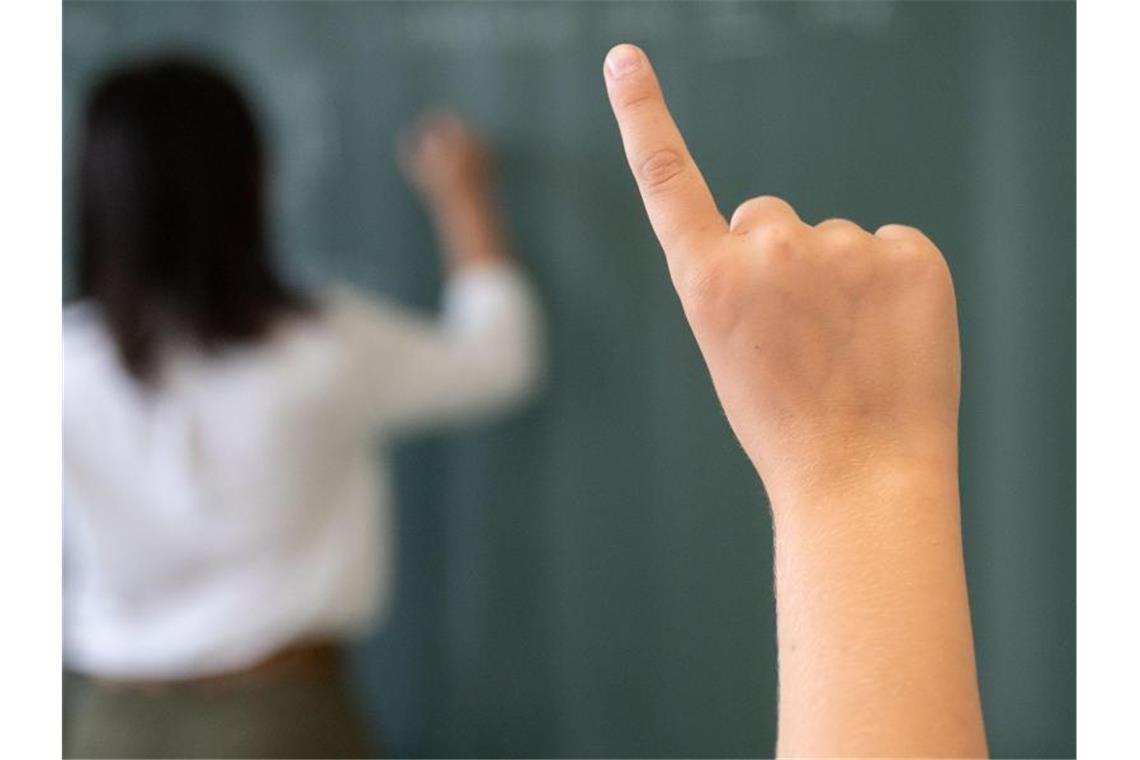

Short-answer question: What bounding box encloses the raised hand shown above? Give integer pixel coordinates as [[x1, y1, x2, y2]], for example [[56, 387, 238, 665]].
[[603, 43, 960, 509], [398, 112, 493, 207]]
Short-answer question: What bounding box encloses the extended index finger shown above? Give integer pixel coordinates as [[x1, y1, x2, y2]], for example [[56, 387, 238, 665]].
[[604, 44, 727, 267]]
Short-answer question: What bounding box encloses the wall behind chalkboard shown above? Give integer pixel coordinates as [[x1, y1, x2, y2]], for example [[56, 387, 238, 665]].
[[63, 2, 1075, 757]]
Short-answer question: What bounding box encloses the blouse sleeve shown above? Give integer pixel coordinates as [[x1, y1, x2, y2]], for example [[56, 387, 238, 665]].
[[329, 263, 544, 436]]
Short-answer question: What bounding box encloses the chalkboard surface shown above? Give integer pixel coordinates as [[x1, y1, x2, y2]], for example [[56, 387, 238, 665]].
[[63, 2, 1075, 757]]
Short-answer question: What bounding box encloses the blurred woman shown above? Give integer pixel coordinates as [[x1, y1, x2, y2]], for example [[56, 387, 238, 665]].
[[63, 57, 542, 759]]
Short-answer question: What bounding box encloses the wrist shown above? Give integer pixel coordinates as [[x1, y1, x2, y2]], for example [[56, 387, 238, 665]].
[[768, 448, 968, 624], [758, 424, 959, 524], [424, 179, 491, 214], [768, 450, 960, 540], [427, 189, 510, 271]]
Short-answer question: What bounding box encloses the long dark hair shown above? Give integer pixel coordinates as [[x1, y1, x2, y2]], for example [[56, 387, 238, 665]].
[[76, 56, 309, 383]]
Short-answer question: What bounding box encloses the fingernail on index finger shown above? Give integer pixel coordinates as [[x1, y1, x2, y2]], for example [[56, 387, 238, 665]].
[[605, 44, 643, 79]]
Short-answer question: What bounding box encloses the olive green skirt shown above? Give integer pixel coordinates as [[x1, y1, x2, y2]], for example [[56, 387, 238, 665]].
[[63, 667, 376, 759]]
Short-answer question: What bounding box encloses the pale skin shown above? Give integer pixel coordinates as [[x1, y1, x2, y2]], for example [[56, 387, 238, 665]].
[[398, 112, 509, 271], [603, 43, 987, 758]]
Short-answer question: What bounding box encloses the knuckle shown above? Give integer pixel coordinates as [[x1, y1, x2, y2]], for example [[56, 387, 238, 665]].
[[883, 225, 938, 259], [817, 219, 869, 251], [752, 194, 794, 213], [637, 148, 688, 194], [899, 236, 933, 260], [754, 221, 798, 256], [875, 223, 938, 252], [817, 218, 857, 233], [832, 229, 867, 253], [731, 195, 798, 234], [730, 197, 767, 229], [817, 217, 856, 229], [875, 222, 921, 238], [920, 247, 953, 281], [895, 239, 952, 283], [729, 201, 756, 230]]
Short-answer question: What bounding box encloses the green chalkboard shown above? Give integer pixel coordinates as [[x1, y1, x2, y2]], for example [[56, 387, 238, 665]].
[[63, 2, 1075, 757]]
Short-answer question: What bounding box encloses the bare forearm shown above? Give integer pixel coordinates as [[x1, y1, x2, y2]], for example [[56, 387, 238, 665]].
[[427, 190, 509, 272], [772, 460, 987, 758]]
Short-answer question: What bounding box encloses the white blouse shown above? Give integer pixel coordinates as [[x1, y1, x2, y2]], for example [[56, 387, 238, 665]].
[[63, 264, 543, 680]]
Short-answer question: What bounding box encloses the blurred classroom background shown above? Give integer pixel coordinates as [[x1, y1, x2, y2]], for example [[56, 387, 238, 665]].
[[62, 1, 1074, 757]]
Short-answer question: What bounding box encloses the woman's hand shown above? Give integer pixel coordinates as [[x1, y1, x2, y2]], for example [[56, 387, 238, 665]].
[[398, 112, 492, 209]]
